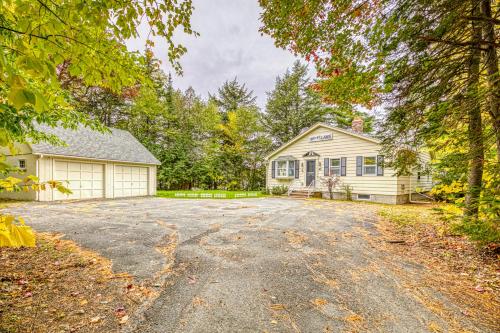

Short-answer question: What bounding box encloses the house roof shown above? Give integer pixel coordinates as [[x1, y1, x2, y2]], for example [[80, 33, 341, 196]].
[[266, 123, 380, 160], [30, 124, 161, 165]]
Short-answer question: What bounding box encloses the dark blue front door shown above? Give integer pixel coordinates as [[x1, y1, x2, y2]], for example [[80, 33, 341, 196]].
[[306, 160, 315, 186]]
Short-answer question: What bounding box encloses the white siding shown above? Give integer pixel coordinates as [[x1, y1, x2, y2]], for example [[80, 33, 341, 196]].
[[267, 126, 399, 196], [148, 165, 157, 196], [105, 162, 114, 198], [397, 151, 434, 195], [38, 156, 54, 201], [0, 153, 38, 201]]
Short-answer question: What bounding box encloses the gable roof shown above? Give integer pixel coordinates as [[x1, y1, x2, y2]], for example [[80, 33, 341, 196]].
[[30, 124, 160, 165], [266, 123, 380, 160]]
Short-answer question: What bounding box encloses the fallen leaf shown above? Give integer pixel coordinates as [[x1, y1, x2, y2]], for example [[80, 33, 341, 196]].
[[192, 297, 205, 306], [270, 303, 285, 311], [80, 299, 88, 306], [115, 306, 126, 317], [90, 316, 101, 323], [23, 291, 32, 298], [188, 276, 197, 284], [474, 285, 485, 293], [119, 315, 129, 324], [311, 298, 328, 307], [428, 321, 442, 332], [345, 314, 363, 322]]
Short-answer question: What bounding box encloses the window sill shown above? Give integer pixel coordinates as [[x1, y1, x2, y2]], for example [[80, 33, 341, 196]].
[[276, 176, 295, 179]]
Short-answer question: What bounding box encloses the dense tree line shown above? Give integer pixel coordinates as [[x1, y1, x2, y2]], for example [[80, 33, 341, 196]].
[[62, 55, 369, 191]]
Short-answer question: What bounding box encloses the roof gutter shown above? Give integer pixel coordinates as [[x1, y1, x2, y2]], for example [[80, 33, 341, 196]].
[[32, 153, 161, 166]]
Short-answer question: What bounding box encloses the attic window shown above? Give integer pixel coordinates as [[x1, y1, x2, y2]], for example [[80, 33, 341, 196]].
[[18, 159, 26, 170]]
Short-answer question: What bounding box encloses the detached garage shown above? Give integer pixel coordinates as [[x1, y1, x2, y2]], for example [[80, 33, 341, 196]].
[[0, 124, 160, 201]]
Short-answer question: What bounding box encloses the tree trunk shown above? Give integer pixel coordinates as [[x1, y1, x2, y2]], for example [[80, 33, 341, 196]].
[[465, 1, 485, 218], [480, 0, 500, 162]]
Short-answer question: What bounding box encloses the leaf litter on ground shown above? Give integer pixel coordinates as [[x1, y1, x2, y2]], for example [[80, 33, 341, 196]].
[[0, 232, 148, 333]]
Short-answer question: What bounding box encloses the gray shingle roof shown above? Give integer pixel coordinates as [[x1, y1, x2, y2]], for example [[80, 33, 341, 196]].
[[31, 124, 160, 165]]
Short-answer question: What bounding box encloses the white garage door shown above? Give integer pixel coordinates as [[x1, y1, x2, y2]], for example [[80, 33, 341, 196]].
[[54, 161, 104, 200], [113, 165, 148, 197]]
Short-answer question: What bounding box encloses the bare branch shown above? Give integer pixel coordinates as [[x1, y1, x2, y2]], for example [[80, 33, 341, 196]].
[[36, 0, 67, 26], [419, 35, 500, 49], [463, 15, 500, 25]]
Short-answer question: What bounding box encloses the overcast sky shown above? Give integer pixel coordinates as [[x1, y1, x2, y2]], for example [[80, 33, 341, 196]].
[[126, 0, 304, 109]]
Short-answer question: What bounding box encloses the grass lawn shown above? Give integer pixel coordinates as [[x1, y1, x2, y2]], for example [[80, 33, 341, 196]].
[[156, 190, 265, 199]]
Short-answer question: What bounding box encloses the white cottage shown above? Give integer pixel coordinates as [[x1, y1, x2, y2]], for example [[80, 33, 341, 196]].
[[0, 124, 159, 201], [266, 120, 433, 204]]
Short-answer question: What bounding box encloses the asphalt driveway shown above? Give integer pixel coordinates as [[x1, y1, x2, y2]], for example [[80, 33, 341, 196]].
[[3, 198, 487, 333]]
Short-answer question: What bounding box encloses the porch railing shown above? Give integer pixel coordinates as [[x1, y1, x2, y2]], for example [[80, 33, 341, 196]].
[[287, 179, 301, 196], [306, 180, 316, 198]]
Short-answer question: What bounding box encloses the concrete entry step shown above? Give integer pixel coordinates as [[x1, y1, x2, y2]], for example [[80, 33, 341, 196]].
[[290, 193, 308, 198], [291, 190, 308, 194], [288, 190, 322, 198]]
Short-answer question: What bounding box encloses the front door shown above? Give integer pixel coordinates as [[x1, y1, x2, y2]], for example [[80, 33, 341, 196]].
[[306, 160, 316, 186]]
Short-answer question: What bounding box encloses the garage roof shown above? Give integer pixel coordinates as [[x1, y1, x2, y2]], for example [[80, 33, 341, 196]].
[[31, 124, 161, 165]]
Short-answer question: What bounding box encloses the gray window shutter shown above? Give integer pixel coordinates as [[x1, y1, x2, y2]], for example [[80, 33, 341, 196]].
[[271, 161, 276, 179], [377, 155, 384, 176], [356, 156, 363, 176], [324, 158, 329, 176], [295, 160, 299, 178], [341, 157, 347, 176]]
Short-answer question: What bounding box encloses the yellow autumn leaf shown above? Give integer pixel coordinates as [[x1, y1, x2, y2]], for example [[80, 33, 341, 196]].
[[0, 215, 35, 247]]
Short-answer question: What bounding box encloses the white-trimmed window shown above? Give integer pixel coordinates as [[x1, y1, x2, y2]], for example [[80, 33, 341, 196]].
[[363, 156, 376, 175], [277, 160, 295, 178], [330, 158, 341, 176], [18, 159, 26, 170]]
